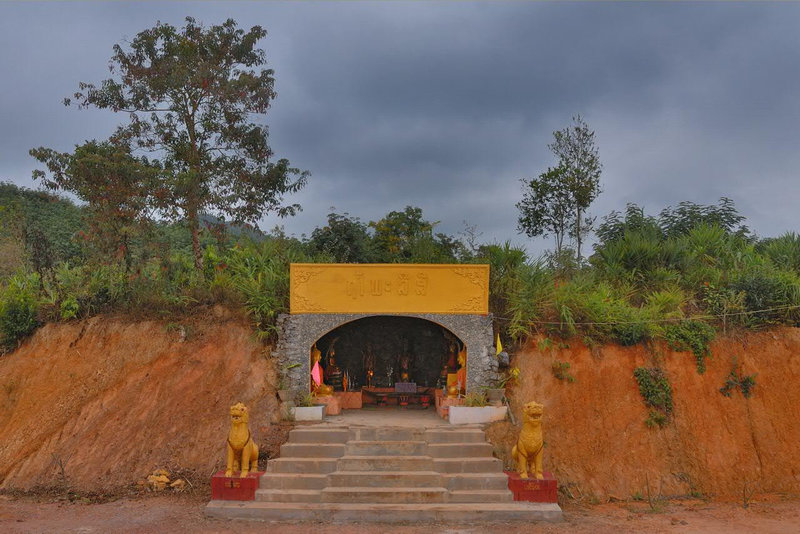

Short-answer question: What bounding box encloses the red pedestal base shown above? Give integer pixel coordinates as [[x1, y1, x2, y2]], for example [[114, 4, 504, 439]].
[[211, 471, 263, 501], [505, 471, 558, 503]]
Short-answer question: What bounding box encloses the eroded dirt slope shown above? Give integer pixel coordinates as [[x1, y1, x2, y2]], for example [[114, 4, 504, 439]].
[[0, 309, 277, 491], [506, 328, 800, 500]]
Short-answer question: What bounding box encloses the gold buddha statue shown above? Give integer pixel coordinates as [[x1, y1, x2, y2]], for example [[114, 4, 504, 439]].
[[311, 344, 333, 396], [325, 349, 344, 391]]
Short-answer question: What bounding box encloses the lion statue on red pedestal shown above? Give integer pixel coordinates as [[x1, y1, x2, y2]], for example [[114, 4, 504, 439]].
[[225, 402, 259, 478]]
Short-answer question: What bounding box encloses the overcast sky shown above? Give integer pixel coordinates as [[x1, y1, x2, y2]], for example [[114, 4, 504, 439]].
[[1, 1, 799, 255]]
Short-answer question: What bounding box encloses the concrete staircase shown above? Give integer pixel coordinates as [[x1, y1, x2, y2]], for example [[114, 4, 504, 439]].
[[206, 425, 562, 523]]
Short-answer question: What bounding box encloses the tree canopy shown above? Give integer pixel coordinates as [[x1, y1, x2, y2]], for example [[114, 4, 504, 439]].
[[59, 17, 308, 269], [30, 141, 158, 269], [518, 115, 602, 261]]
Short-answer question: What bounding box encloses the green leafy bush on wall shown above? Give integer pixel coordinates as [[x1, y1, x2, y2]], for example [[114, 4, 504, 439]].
[[633, 367, 674, 428], [663, 320, 716, 374], [551, 360, 576, 383], [720, 364, 757, 399]]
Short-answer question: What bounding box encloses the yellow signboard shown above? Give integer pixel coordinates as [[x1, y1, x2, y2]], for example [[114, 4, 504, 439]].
[[290, 263, 489, 315]]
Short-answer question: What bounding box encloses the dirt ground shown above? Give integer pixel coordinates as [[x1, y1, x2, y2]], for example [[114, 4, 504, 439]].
[[1, 493, 799, 534]]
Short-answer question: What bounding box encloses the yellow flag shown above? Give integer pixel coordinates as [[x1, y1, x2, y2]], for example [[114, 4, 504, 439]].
[[496, 333, 503, 355]]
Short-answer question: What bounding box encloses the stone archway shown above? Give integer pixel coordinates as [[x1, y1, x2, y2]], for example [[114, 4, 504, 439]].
[[275, 312, 495, 394]]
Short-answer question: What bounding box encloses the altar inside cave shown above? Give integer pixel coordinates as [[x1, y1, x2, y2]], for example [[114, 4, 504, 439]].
[[312, 316, 465, 400]]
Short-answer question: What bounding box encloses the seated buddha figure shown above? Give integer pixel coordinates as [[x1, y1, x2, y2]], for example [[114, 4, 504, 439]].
[[324, 349, 344, 391], [311, 344, 333, 396]]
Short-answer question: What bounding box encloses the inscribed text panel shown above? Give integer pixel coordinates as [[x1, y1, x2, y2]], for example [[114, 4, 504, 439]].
[[290, 264, 489, 315]]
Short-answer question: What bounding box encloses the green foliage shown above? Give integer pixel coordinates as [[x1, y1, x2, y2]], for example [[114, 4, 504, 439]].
[[519, 115, 602, 261], [494, 366, 520, 388], [663, 320, 716, 373], [547, 115, 602, 261], [658, 197, 749, 239], [0, 273, 40, 351], [720, 364, 757, 399], [644, 410, 668, 429], [551, 360, 575, 383], [0, 182, 84, 279], [64, 17, 308, 268], [729, 265, 800, 326], [295, 391, 317, 407], [368, 206, 465, 263], [761, 232, 800, 273], [537, 337, 554, 352], [507, 259, 554, 340], [596, 203, 660, 245], [463, 391, 489, 407], [31, 140, 159, 270], [479, 241, 529, 336], [517, 166, 574, 254], [307, 211, 373, 263], [59, 295, 79, 320], [211, 238, 312, 340], [633, 367, 673, 428]]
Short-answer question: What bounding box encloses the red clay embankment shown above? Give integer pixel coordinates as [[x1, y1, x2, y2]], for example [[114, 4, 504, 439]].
[[2, 314, 799, 500], [508, 328, 800, 500], [0, 309, 277, 491]]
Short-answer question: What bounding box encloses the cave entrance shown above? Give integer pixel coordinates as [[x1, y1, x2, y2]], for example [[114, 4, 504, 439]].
[[310, 316, 466, 409]]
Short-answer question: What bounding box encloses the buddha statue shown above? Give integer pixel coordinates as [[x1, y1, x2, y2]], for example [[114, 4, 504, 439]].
[[325, 349, 344, 392], [311, 344, 333, 396], [456, 345, 467, 394], [398, 352, 412, 383], [362, 344, 375, 387]]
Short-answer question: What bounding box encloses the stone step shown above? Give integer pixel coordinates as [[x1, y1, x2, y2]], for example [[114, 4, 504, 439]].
[[280, 443, 346, 458], [321, 487, 448, 504], [329, 471, 442, 488], [259, 473, 329, 490], [427, 442, 494, 458], [433, 457, 503, 473], [206, 501, 563, 523], [256, 489, 322, 503], [288, 427, 350, 444], [349, 427, 425, 442], [424, 428, 487, 444], [444, 472, 510, 491], [267, 457, 338, 474], [448, 490, 514, 503], [345, 440, 427, 456], [337, 455, 434, 472]]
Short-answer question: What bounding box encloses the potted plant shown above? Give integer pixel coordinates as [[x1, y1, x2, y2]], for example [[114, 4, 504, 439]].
[[277, 363, 301, 403], [449, 391, 508, 424], [485, 367, 519, 406], [290, 392, 325, 422]]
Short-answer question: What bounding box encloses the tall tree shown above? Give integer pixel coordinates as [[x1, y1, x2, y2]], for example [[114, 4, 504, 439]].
[[63, 17, 308, 269], [547, 115, 602, 261], [516, 166, 574, 255]]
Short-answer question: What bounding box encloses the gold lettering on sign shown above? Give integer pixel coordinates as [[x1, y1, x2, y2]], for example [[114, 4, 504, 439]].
[[397, 274, 409, 295], [290, 264, 489, 314]]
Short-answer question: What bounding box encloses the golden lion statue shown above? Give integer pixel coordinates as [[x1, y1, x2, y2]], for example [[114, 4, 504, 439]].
[[511, 401, 544, 479], [225, 402, 259, 478]]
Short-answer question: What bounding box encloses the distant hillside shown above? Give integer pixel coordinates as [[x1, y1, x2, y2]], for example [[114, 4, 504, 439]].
[[0, 182, 266, 278], [0, 182, 85, 277]]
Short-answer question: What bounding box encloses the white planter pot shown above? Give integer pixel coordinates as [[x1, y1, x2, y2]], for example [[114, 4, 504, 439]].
[[448, 406, 508, 425], [291, 405, 325, 422]]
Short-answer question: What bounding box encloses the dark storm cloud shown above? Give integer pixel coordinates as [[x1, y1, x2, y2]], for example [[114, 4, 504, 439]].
[[1, 2, 798, 253]]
